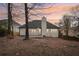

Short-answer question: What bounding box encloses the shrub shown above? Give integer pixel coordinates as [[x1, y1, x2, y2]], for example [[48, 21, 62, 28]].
[[0, 28, 7, 37]]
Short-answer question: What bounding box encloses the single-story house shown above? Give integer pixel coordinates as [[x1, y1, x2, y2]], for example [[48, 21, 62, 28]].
[[19, 17, 59, 37]]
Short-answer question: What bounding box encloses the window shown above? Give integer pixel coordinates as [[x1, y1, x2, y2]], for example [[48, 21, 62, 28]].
[[49, 29, 51, 32], [31, 29, 36, 32], [33, 29, 36, 32], [37, 28, 41, 32], [47, 29, 49, 32], [31, 29, 33, 32], [47, 29, 53, 32]]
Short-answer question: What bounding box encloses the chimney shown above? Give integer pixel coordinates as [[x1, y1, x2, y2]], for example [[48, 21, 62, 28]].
[[41, 16, 47, 37]]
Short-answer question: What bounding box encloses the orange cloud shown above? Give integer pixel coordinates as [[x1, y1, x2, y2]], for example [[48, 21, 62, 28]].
[[0, 3, 79, 25]]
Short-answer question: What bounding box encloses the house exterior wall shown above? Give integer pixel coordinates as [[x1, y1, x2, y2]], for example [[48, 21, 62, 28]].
[[29, 29, 41, 36], [12, 24, 20, 36], [20, 28, 41, 36], [46, 29, 58, 37], [13, 25, 19, 32], [19, 28, 58, 37], [20, 28, 25, 36]]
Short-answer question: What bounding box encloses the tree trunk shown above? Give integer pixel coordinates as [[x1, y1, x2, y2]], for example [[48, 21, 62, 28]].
[[58, 29, 62, 38], [64, 18, 70, 40], [65, 29, 69, 39], [78, 21, 79, 32], [8, 3, 13, 38], [24, 3, 29, 40], [66, 30, 68, 37]]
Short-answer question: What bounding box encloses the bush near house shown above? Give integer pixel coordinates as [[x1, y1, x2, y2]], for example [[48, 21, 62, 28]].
[[62, 35, 79, 41], [0, 20, 8, 37], [0, 28, 8, 37]]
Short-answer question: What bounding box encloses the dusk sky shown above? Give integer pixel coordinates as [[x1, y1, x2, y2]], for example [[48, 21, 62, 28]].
[[0, 3, 79, 25]]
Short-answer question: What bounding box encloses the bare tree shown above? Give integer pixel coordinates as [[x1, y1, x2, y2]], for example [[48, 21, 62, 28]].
[[71, 5, 79, 16], [62, 15, 71, 39], [70, 5, 79, 32], [8, 3, 12, 38], [24, 3, 29, 40], [58, 20, 63, 38], [8, 3, 14, 38]]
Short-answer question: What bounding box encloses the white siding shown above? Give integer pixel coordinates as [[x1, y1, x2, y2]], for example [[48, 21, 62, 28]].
[[13, 26, 19, 32], [20, 28, 25, 36], [20, 28, 41, 36], [29, 29, 41, 36], [12, 23, 20, 33], [46, 29, 58, 37], [20, 28, 58, 37]]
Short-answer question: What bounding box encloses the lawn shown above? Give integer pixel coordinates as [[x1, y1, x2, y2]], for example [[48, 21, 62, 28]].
[[0, 37, 79, 56]]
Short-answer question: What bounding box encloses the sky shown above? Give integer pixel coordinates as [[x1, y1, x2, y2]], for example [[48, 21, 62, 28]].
[[0, 3, 79, 25]]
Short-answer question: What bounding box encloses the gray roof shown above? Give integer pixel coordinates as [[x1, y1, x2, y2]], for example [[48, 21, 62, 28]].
[[19, 20, 59, 29]]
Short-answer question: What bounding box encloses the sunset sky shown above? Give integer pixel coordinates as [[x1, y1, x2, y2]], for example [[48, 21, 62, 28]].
[[0, 3, 79, 25]]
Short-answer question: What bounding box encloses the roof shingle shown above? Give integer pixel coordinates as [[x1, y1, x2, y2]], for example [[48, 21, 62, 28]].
[[19, 20, 59, 29]]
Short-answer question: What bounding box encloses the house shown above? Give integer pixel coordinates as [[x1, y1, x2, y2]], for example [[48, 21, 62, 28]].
[[19, 16, 59, 37], [0, 19, 21, 35]]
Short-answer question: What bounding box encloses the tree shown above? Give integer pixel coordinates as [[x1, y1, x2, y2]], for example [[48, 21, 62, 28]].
[[71, 5, 79, 17], [24, 3, 29, 40], [8, 3, 14, 38], [0, 20, 8, 37], [71, 5, 79, 33], [0, 20, 8, 29], [58, 20, 63, 38], [62, 15, 71, 39]]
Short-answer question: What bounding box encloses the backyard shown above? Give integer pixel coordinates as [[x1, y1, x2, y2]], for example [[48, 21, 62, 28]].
[[0, 37, 79, 56]]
